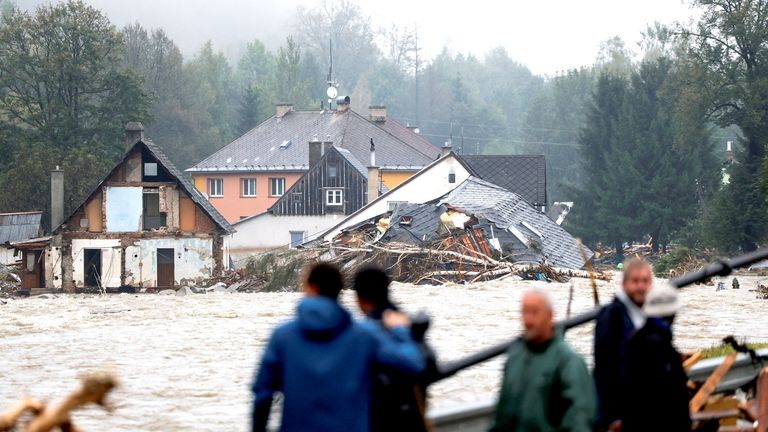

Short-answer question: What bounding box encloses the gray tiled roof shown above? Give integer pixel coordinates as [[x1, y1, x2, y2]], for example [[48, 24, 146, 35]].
[[0, 212, 42, 244], [142, 140, 233, 233], [440, 177, 588, 269], [187, 109, 440, 172], [460, 155, 547, 206], [335, 148, 367, 177]]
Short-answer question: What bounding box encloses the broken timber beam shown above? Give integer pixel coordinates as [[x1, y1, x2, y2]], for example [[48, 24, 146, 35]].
[[690, 352, 738, 414]]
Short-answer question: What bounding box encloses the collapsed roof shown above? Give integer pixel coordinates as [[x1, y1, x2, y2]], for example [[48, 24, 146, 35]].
[[345, 177, 589, 269]]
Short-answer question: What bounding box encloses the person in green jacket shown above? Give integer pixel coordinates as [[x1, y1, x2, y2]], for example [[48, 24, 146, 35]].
[[490, 289, 596, 432]]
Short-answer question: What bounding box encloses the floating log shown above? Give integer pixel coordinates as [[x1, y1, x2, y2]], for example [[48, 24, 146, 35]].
[[0, 374, 117, 432]]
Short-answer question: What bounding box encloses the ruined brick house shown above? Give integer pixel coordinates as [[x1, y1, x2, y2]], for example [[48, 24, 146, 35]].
[[15, 123, 232, 292]]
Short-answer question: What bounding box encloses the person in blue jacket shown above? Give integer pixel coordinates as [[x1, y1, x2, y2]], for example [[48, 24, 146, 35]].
[[251, 262, 425, 432]]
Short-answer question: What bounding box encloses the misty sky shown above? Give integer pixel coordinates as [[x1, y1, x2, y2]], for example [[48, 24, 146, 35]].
[[17, 0, 699, 75]]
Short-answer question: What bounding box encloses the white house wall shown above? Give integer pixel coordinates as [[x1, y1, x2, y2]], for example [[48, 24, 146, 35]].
[[229, 214, 344, 263], [71, 239, 122, 288], [46, 245, 62, 289], [124, 237, 213, 288], [0, 246, 18, 265], [105, 186, 143, 232], [321, 155, 472, 241]]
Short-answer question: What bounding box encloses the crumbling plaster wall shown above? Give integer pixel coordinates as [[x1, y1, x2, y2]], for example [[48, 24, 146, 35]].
[[124, 237, 214, 288]]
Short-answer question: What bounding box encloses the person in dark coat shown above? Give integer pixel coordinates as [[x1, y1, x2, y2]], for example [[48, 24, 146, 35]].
[[593, 258, 652, 431], [251, 263, 425, 432], [353, 267, 438, 432], [622, 283, 691, 432]]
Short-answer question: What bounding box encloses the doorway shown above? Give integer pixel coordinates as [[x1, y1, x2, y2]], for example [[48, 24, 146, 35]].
[[21, 250, 45, 289], [83, 249, 102, 288], [157, 248, 175, 288]]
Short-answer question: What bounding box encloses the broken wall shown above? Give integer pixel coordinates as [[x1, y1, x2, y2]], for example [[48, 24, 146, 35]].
[[70, 239, 122, 288], [124, 237, 214, 288]]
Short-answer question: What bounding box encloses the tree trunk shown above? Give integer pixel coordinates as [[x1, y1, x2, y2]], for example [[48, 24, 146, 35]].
[[615, 240, 624, 264]]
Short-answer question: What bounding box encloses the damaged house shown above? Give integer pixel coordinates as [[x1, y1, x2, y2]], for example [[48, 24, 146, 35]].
[[0, 211, 43, 265], [317, 176, 594, 284], [15, 123, 232, 293]]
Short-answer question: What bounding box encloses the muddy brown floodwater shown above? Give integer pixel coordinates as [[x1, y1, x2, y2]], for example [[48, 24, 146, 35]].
[[1, 274, 767, 431]]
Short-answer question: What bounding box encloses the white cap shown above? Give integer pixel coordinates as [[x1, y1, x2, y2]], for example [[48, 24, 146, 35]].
[[643, 283, 681, 318]]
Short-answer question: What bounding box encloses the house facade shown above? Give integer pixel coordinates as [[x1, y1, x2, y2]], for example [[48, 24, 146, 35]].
[[15, 124, 232, 292], [228, 141, 380, 260], [187, 103, 441, 223]]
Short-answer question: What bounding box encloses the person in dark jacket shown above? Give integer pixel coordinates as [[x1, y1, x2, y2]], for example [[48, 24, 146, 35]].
[[622, 283, 691, 432], [251, 263, 425, 432], [490, 289, 596, 432], [593, 258, 652, 431], [353, 267, 438, 432]]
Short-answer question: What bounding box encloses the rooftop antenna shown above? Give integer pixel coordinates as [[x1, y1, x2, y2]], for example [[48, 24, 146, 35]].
[[326, 37, 338, 109]]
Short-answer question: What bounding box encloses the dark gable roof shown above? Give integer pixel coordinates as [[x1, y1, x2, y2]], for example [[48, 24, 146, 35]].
[[142, 140, 232, 233], [0, 211, 42, 245], [460, 155, 547, 206], [440, 177, 587, 269], [187, 109, 441, 173], [57, 140, 232, 234]]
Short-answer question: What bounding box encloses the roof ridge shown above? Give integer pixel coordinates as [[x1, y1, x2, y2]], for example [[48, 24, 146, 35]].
[[347, 110, 438, 160]]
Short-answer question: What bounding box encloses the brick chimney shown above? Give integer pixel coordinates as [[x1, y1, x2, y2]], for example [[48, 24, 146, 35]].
[[367, 139, 380, 204], [369, 106, 387, 122], [51, 166, 64, 231], [124, 122, 144, 152], [308, 138, 325, 167], [276, 103, 293, 118], [336, 96, 350, 113]]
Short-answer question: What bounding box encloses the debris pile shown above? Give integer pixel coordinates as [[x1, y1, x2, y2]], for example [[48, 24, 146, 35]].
[[0, 263, 20, 298]]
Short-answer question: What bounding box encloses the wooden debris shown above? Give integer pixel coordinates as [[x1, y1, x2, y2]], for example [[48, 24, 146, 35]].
[[690, 352, 738, 413], [0, 374, 117, 432], [683, 352, 703, 372]]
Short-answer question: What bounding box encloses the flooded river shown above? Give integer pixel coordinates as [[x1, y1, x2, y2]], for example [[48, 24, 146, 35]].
[[1, 274, 767, 431]]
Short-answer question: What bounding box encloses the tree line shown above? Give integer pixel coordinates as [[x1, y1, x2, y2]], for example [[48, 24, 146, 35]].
[[0, 0, 765, 255]]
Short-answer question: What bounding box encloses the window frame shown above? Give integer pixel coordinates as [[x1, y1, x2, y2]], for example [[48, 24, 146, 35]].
[[289, 231, 306, 249], [269, 177, 285, 197], [326, 188, 343, 206], [208, 178, 224, 197], [241, 178, 257, 197]]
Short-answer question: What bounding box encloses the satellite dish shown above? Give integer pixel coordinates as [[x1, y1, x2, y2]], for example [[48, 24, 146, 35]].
[[326, 85, 338, 99]]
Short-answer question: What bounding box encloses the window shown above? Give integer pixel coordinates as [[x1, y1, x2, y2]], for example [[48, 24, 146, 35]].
[[269, 177, 285, 197], [241, 178, 256, 197], [144, 163, 158, 176], [448, 172, 456, 183], [328, 164, 338, 178], [208, 178, 224, 197], [143, 190, 166, 230], [326, 189, 343, 206], [289, 231, 305, 249]]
